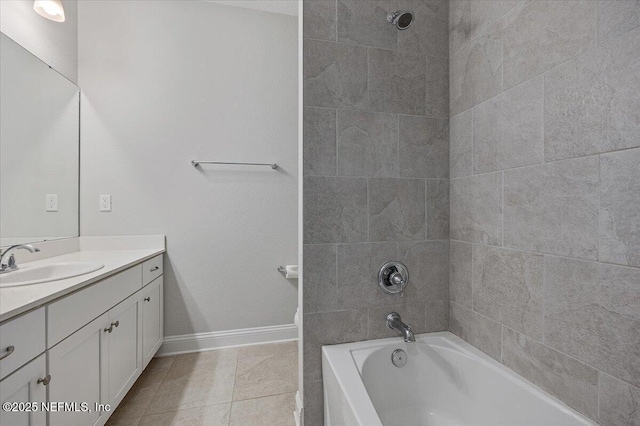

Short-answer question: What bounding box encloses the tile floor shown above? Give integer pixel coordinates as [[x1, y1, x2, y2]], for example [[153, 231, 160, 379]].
[[106, 341, 298, 426]]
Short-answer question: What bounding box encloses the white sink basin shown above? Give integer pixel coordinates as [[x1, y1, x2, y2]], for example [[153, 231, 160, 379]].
[[0, 262, 105, 287]]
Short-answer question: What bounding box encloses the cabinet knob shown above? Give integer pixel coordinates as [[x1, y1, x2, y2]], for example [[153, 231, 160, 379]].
[[112, 321, 120, 328], [144, 297, 151, 302], [150, 266, 159, 272], [37, 375, 51, 386], [0, 345, 15, 361]]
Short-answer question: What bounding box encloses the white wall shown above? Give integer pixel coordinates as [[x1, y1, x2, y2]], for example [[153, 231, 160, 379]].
[[78, 1, 298, 336], [0, 0, 78, 83]]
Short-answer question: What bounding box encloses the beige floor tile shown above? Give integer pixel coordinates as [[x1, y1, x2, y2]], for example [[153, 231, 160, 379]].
[[238, 341, 298, 359], [233, 349, 298, 401], [145, 349, 238, 415], [138, 403, 230, 426], [105, 415, 141, 426], [229, 393, 296, 426], [108, 357, 175, 421]]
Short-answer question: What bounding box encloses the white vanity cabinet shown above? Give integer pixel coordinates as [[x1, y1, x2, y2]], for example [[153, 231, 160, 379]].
[[48, 314, 109, 426], [107, 292, 142, 407], [0, 253, 164, 426], [141, 276, 163, 368], [0, 354, 47, 426]]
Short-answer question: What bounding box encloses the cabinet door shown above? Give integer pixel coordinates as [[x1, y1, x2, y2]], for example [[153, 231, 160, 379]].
[[0, 354, 47, 426], [49, 314, 108, 426], [141, 276, 163, 368], [107, 293, 142, 407]]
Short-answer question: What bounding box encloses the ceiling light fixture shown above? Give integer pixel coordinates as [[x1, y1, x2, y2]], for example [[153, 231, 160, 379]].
[[33, 0, 65, 23]]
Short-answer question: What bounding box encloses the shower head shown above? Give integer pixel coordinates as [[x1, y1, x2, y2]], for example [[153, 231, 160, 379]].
[[387, 10, 414, 30]]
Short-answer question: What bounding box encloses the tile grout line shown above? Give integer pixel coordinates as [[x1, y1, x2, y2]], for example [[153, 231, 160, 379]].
[[303, 103, 449, 120], [597, 153, 601, 264], [501, 171, 504, 247], [139, 357, 178, 419], [335, 108, 339, 177], [447, 238, 640, 272], [542, 255, 546, 345], [228, 348, 240, 423], [451, 151, 608, 181]]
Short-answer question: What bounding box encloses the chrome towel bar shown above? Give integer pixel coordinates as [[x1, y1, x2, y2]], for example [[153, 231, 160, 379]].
[[191, 160, 278, 169]]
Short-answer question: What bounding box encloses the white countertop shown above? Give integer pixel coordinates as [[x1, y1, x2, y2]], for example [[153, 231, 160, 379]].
[[0, 237, 165, 323]]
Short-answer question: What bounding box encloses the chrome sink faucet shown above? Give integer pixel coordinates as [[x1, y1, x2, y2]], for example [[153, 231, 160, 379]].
[[0, 244, 40, 274], [386, 312, 415, 343]]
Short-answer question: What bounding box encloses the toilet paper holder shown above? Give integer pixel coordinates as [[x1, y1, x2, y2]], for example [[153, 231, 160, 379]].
[[278, 265, 298, 279]]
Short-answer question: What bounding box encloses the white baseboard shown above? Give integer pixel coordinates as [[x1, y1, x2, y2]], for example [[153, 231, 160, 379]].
[[294, 390, 303, 426], [157, 323, 298, 356]]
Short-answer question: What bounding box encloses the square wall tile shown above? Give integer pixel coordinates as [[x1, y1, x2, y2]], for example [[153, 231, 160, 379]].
[[337, 0, 396, 49], [450, 21, 502, 115], [544, 257, 640, 388], [449, 301, 502, 361], [450, 241, 472, 308], [600, 148, 640, 268], [598, 373, 640, 426], [502, 0, 598, 89], [449, 0, 519, 55], [502, 328, 599, 421], [503, 157, 599, 260], [303, 244, 337, 314], [304, 309, 368, 346], [472, 245, 543, 339], [304, 0, 337, 41], [368, 49, 426, 115], [304, 107, 336, 176], [397, 0, 449, 57], [337, 110, 398, 178], [424, 300, 449, 332], [303, 39, 367, 109], [303, 177, 368, 243], [303, 381, 324, 426], [599, 0, 640, 44], [369, 178, 426, 241], [336, 242, 399, 309], [450, 173, 502, 246], [449, 110, 472, 178], [398, 240, 449, 302], [473, 75, 544, 174], [425, 55, 449, 118], [426, 179, 449, 240], [544, 27, 640, 161], [399, 116, 449, 179]]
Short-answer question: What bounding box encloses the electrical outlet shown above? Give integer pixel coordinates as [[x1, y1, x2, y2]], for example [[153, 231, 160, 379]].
[[99, 195, 112, 212], [46, 194, 58, 212]]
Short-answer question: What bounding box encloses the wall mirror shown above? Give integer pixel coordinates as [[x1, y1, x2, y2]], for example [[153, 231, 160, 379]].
[[0, 32, 80, 246]]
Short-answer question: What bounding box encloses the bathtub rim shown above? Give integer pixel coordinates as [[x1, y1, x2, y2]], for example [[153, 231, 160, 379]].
[[321, 331, 597, 426]]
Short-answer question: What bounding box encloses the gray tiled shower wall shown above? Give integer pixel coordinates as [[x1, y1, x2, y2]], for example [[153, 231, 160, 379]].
[[304, 1, 639, 425], [448, 1, 640, 425], [302, 1, 450, 424]]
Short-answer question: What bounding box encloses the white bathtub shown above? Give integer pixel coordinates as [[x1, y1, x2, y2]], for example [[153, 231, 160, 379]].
[[322, 332, 596, 426]]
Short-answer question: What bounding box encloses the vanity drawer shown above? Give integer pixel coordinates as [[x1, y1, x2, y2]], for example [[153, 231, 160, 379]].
[[142, 255, 163, 286], [48, 265, 142, 347], [0, 308, 45, 380]]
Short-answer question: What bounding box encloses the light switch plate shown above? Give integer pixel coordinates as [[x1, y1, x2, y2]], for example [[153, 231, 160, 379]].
[[99, 195, 112, 212], [46, 194, 58, 212]]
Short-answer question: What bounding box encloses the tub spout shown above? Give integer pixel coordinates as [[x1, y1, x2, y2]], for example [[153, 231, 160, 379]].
[[386, 312, 415, 343]]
